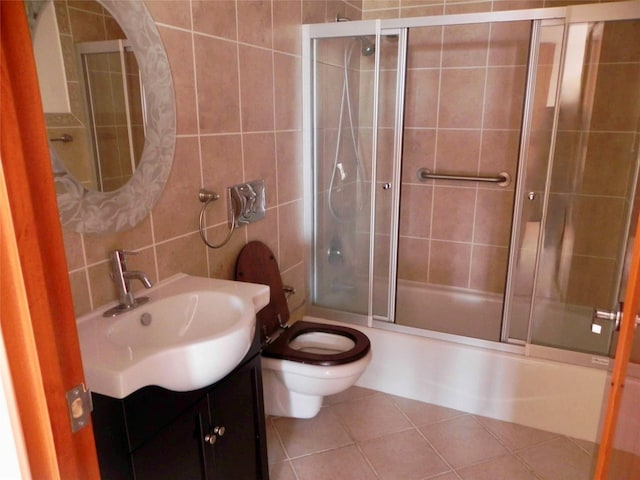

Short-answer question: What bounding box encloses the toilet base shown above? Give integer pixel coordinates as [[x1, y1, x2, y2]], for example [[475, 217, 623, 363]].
[[262, 368, 323, 418]]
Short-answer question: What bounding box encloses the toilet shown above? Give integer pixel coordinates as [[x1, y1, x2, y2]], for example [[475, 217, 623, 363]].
[[235, 241, 372, 418]]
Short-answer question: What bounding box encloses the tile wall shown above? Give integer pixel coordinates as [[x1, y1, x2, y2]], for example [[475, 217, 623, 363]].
[[62, 0, 361, 317]]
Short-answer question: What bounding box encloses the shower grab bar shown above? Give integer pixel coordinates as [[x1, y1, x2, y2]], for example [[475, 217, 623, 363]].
[[417, 168, 511, 186]]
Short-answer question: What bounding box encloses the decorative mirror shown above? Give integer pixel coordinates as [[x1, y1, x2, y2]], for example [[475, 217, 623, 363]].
[[27, 0, 175, 233]]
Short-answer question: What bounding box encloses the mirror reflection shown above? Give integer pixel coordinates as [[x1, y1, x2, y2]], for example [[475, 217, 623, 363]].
[[30, 0, 145, 192]]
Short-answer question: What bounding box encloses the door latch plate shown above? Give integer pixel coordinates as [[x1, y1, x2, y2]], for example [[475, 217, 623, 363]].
[[66, 383, 92, 433]]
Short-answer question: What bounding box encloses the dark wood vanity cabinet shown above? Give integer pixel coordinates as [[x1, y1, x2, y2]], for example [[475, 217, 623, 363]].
[[91, 337, 269, 480]]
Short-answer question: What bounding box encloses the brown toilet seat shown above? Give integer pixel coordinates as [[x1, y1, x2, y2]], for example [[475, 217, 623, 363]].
[[235, 241, 371, 367]]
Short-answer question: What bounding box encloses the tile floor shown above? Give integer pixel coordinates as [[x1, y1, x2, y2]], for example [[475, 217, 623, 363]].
[[266, 386, 597, 480]]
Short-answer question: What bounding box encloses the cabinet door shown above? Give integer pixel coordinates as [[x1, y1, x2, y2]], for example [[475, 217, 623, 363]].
[[208, 355, 269, 480], [131, 398, 209, 480]]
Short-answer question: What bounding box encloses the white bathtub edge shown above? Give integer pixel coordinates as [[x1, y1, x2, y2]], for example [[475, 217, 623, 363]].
[[306, 315, 608, 442]]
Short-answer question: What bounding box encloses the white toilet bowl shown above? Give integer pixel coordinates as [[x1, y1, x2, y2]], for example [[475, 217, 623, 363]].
[[261, 328, 372, 418]]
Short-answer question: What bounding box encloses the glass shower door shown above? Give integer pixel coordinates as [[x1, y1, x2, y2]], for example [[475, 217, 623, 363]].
[[311, 35, 375, 316], [390, 20, 532, 341], [529, 18, 640, 357]]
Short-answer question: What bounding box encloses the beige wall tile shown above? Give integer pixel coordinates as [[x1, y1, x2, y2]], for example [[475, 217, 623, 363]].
[[279, 200, 305, 271], [431, 187, 475, 242], [407, 25, 442, 69], [398, 236, 429, 282], [69, 270, 91, 317], [274, 1, 302, 55], [404, 69, 439, 128], [156, 233, 208, 280], [152, 137, 201, 242], [470, 245, 509, 293], [429, 240, 471, 288], [239, 45, 275, 132], [439, 68, 485, 128], [194, 34, 240, 134], [158, 27, 197, 135], [442, 23, 490, 68], [192, 0, 236, 40], [237, 0, 273, 49], [82, 217, 153, 265], [243, 132, 277, 206], [144, 0, 191, 29], [276, 131, 303, 204], [274, 53, 301, 131], [483, 66, 527, 129]]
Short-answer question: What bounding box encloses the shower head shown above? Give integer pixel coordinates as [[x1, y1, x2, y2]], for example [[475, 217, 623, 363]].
[[359, 37, 375, 56]]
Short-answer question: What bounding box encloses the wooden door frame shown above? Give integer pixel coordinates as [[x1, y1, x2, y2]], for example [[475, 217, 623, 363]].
[[0, 2, 100, 478], [593, 211, 640, 477]]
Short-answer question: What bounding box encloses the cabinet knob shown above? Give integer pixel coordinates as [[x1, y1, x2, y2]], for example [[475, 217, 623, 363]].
[[204, 432, 217, 445], [214, 426, 226, 437]]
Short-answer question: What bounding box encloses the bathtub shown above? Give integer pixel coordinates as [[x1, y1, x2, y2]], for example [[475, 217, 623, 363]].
[[393, 281, 504, 342], [306, 314, 608, 442]]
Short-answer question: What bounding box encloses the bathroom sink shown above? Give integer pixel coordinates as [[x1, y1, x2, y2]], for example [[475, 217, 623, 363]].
[[76, 273, 270, 399]]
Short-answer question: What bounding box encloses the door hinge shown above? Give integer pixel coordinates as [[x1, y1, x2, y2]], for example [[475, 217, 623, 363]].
[[65, 383, 92, 433]]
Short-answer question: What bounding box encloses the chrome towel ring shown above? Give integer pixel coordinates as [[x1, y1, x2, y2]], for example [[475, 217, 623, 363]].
[[198, 188, 235, 249]]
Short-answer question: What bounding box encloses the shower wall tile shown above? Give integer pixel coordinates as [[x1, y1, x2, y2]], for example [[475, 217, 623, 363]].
[[470, 245, 509, 293], [429, 240, 472, 288], [488, 21, 532, 66], [438, 68, 485, 128], [435, 129, 481, 175], [590, 63, 640, 132], [399, 184, 432, 238], [483, 66, 526, 129], [402, 128, 436, 183], [431, 187, 475, 242], [442, 23, 490, 68], [404, 69, 439, 128], [398, 237, 429, 282], [474, 189, 514, 246], [600, 19, 640, 63], [479, 130, 520, 178], [407, 25, 443, 69]]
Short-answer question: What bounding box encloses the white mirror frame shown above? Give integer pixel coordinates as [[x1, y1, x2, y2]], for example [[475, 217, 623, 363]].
[[52, 0, 175, 233]]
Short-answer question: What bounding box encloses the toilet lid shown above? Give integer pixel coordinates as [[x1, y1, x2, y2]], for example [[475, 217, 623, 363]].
[[235, 241, 290, 341]]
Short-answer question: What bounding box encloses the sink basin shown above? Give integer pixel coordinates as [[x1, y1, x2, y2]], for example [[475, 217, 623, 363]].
[[76, 273, 270, 399]]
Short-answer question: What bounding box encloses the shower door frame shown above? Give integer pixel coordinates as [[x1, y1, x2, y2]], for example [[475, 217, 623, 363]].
[[303, 1, 640, 367]]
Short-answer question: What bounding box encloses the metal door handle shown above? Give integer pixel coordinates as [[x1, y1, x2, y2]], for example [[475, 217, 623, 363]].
[[591, 303, 639, 334]]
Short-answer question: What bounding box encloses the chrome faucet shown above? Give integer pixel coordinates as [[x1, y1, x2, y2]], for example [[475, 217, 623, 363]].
[[103, 249, 153, 317]]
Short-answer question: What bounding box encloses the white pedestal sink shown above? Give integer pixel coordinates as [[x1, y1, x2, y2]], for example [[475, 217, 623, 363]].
[[76, 273, 270, 399]]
